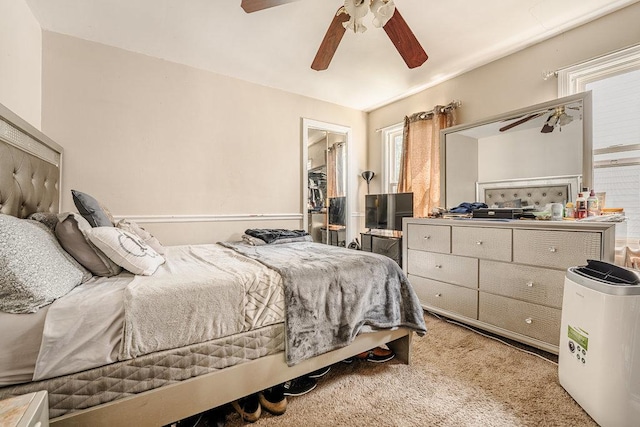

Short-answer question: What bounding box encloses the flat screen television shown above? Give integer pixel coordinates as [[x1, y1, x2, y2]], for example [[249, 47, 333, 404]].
[[365, 192, 413, 231]]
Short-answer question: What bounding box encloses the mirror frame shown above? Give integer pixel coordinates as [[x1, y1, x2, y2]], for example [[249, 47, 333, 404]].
[[301, 118, 352, 244], [439, 92, 593, 209]]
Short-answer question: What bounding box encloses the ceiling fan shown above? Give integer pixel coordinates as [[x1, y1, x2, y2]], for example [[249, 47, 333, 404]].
[[499, 105, 578, 134], [241, 0, 428, 71]]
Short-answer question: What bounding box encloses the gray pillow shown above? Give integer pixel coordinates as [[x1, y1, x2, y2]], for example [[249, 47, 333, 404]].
[[0, 214, 87, 314], [27, 212, 59, 231], [55, 212, 123, 277], [71, 190, 113, 227]]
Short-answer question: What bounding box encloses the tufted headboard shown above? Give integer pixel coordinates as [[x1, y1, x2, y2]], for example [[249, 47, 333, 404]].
[[0, 103, 62, 218], [476, 175, 582, 209]]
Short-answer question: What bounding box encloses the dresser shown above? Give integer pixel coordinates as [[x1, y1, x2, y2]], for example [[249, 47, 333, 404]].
[[402, 218, 616, 354]]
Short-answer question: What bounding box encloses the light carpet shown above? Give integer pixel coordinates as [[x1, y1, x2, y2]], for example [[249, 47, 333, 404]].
[[225, 313, 596, 426]]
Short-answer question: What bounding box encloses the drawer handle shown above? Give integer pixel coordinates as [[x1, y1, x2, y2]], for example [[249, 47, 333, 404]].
[[526, 281, 534, 288], [549, 247, 557, 253], [424, 235, 431, 240], [435, 293, 442, 297], [525, 317, 533, 325], [476, 240, 483, 245], [434, 264, 442, 269]]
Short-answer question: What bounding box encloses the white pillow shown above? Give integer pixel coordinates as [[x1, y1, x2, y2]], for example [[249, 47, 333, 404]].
[[86, 227, 165, 275], [115, 219, 166, 255]]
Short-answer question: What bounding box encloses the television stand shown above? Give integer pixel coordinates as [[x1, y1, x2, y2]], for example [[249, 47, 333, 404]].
[[360, 230, 402, 266]]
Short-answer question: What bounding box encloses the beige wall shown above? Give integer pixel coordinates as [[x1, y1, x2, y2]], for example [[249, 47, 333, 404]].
[[41, 32, 367, 245], [367, 2, 640, 195], [0, 0, 42, 129]]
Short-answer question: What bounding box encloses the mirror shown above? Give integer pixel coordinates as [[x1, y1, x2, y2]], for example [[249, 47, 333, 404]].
[[440, 92, 593, 209], [302, 119, 351, 246]]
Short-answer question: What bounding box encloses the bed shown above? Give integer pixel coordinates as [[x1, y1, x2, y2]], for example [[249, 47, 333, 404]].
[[0, 103, 427, 426]]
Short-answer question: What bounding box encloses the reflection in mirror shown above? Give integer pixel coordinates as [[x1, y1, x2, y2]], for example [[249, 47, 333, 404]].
[[441, 92, 592, 209], [305, 122, 349, 246]]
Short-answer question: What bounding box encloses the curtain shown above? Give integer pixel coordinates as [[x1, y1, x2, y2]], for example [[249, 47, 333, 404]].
[[327, 142, 346, 198], [398, 107, 457, 217]]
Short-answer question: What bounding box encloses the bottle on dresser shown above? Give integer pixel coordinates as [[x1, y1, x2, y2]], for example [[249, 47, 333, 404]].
[[576, 188, 588, 219], [587, 189, 599, 216], [565, 202, 575, 219]]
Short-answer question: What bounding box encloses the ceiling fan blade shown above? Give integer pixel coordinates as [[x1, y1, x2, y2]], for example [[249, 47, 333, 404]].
[[383, 9, 428, 69], [541, 115, 557, 133], [311, 9, 350, 71], [499, 112, 545, 132], [241, 0, 299, 13]]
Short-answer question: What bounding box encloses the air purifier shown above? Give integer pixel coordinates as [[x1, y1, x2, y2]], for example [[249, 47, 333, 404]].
[[559, 260, 640, 426]]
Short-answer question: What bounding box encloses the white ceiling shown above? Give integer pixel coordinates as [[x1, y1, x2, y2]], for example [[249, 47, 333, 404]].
[[25, 0, 638, 111]]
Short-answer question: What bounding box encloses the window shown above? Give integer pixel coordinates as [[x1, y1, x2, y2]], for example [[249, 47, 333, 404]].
[[382, 123, 403, 194], [559, 44, 640, 240]]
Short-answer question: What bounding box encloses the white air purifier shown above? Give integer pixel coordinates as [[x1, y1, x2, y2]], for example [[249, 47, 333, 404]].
[[559, 260, 640, 427]]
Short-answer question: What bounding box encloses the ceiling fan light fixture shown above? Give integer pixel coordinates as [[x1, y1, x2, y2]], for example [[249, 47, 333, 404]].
[[558, 113, 573, 127], [371, 0, 396, 28], [343, 0, 369, 33]]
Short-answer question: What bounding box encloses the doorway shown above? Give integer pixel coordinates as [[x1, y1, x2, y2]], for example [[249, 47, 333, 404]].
[[302, 118, 352, 246]]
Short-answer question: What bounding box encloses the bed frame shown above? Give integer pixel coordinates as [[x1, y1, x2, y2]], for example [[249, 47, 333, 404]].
[[0, 102, 414, 426], [476, 175, 582, 208]]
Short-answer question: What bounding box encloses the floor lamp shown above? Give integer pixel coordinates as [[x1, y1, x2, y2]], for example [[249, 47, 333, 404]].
[[361, 171, 375, 194]]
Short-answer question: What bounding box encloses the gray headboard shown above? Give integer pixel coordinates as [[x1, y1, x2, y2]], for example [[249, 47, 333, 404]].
[[0, 103, 62, 218], [476, 175, 582, 209]]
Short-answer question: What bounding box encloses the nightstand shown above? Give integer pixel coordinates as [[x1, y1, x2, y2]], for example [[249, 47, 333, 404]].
[[361, 230, 402, 265], [0, 391, 49, 427]]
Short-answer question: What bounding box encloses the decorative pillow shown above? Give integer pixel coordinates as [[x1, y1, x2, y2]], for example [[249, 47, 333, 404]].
[[27, 212, 59, 231], [100, 203, 116, 225], [71, 190, 113, 227], [116, 219, 166, 255], [55, 212, 123, 277], [86, 227, 165, 275], [242, 234, 266, 246], [0, 214, 88, 313]]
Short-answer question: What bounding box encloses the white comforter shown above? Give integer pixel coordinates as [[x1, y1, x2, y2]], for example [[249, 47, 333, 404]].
[[32, 244, 284, 381]]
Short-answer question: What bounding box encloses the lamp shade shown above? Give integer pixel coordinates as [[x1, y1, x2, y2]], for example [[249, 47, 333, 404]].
[[361, 171, 375, 183]]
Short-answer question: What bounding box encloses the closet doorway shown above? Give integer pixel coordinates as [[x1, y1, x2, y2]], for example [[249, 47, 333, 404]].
[[302, 119, 352, 246]]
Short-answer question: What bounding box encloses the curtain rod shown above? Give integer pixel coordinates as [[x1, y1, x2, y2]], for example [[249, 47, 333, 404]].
[[440, 99, 463, 112], [375, 99, 462, 132], [414, 99, 462, 120], [541, 42, 640, 80]]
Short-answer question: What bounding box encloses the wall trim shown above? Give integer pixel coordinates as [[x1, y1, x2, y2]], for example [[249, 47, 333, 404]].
[[113, 213, 303, 224]]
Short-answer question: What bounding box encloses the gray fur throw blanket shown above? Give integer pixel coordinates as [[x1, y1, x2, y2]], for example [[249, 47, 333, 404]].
[[219, 241, 427, 366]]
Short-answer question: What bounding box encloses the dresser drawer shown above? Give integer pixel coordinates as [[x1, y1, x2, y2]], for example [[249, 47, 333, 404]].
[[409, 275, 478, 319], [406, 224, 450, 253], [452, 227, 512, 261], [479, 260, 565, 308], [479, 293, 561, 346], [513, 229, 601, 269], [407, 250, 478, 288]]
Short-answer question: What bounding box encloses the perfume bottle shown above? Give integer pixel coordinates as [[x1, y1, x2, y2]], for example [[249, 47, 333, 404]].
[[587, 189, 599, 216], [576, 190, 587, 219]]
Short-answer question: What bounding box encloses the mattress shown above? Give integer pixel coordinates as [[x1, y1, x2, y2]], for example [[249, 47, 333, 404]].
[[0, 323, 284, 418]]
